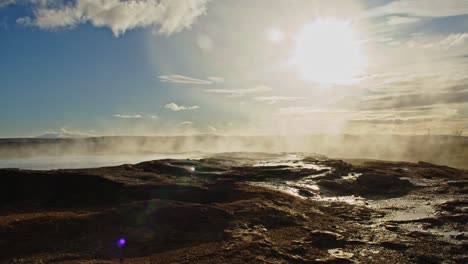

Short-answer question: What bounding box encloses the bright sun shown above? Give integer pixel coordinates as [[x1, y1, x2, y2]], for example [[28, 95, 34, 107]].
[[291, 18, 365, 85]]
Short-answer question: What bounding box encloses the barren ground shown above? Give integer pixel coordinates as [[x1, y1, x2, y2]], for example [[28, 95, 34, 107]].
[[0, 153, 467, 263]]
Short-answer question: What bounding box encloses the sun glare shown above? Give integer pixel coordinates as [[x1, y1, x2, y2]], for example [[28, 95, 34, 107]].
[[291, 18, 365, 85]]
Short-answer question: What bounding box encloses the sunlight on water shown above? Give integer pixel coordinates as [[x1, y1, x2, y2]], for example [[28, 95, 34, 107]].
[[250, 180, 365, 205], [252, 153, 331, 171], [254, 161, 330, 171]]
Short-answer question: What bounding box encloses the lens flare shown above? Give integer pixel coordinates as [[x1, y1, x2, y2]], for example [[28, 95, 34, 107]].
[[291, 18, 365, 85], [117, 238, 126, 248]]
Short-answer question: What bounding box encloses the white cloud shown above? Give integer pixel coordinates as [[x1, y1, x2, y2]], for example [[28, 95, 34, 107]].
[[36, 128, 96, 138], [113, 114, 143, 119], [16, 16, 32, 25], [197, 34, 213, 52], [208, 125, 216, 132], [419, 33, 468, 49], [159, 74, 213, 84], [372, 0, 468, 17], [204, 85, 272, 97], [180, 121, 193, 126], [164, 102, 199, 111], [0, 0, 16, 8], [253, 96, 306, 104], [439, 33, 468, 48], [387, 16, 420, 25], [208, 76, 224, 83], [17, 0, 210, 36]]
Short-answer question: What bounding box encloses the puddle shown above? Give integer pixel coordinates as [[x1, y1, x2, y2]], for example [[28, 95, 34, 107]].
[[385, 205, 434, 221], [248, 156, 366, 205], [369, 195, 468, 245], [252, 153, 331, 171], [399, 177, 440, 187], [368, 196, 440, 222], [253, 161, 330, 171], [396, 222, 467, 245], [249, 180, 366, 205], [313, 195, 366, 205], [248, 155, 339, 199], [372, 196, 460, 222], [250, 181, 304, 198], [286, 181, 320, 191]]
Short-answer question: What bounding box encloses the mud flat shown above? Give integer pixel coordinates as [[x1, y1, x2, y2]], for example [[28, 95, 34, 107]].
[[0, 153, 466, 263]]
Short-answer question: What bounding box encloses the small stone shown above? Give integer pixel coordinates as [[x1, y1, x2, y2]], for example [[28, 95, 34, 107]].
[[307, 230, 346, 249], [380, 241, 411, 250], [385, 225, 399, 231], [328, 248, 354, 259]]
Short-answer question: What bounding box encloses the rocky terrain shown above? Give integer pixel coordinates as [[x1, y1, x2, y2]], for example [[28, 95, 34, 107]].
[[0, 153, 467, 263]]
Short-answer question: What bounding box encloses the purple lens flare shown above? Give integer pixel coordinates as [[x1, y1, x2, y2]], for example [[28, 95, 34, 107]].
[[117, 237, 126, 248]]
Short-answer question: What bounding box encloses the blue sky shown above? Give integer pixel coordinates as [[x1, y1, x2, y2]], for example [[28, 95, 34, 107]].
[[0, 0, 468, 137]]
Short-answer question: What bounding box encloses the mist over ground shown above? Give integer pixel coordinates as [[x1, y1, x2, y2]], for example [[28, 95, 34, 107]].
[[1, 134, 467, 169]]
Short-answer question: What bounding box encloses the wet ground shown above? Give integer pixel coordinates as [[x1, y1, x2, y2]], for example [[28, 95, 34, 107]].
[[0, 152, 466, 263]]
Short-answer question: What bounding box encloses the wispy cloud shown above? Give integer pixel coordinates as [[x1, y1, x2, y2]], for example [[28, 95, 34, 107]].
[[407, 32, 468, 49], [358, 90, 468, 111], [439, 33, 468, 48], [277, 107, 350, 117], [276, 105, 465, 129], [204, 85, 272, 97], [371, 0, 468, 17], [164, 102, 199, 111], [159, 74, 213, 84], [387, 16, 420, 25], [208, 76, 224, 83], [113, 114, 143, 119], [253, 96, 306, 104], [15, 0, 210, 36]]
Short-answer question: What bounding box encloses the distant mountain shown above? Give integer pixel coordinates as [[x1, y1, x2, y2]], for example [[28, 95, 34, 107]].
[[36, 129, 95, 139]]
